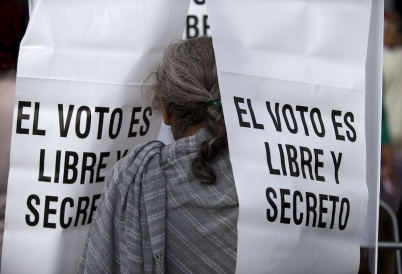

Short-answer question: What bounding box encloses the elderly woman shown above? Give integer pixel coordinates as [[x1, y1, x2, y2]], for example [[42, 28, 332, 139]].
[[77, 36, 239, 274]]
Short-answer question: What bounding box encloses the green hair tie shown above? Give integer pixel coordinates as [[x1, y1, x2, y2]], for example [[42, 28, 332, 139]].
[[208, 100, 222, 109]]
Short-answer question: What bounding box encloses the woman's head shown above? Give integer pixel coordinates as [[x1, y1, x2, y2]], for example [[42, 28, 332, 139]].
[[145, 36, 227, 184], [384, 11, 402, 48]]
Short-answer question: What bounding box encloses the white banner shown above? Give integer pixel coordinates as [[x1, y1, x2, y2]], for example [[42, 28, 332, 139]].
[[207, 0, 375, 273], [185, 0, 209, 39], [1, 0, 189, 273], [362, 1, 384, 272]]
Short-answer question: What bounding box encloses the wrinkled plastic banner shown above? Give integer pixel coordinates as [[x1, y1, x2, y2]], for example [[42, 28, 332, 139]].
[[185, 0, 209, 39], [1, 0, 189, 273], [362, 1, 384, 272], [207, 0, 378, 273]]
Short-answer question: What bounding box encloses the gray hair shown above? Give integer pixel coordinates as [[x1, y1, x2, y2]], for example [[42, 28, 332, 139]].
[[144, 36, 227, 184]]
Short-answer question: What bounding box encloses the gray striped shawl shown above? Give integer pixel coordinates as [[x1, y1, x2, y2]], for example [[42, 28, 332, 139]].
[[77, 129, 238, 273]]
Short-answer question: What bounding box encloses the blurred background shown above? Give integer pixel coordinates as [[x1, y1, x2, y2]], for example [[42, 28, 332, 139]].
[[0, 0, 29, 265], [1, 0, 402, 273]]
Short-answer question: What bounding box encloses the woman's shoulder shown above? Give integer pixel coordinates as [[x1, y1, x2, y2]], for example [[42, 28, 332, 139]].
[[160, 128, 211, 163], [108, 140, 165, 185]]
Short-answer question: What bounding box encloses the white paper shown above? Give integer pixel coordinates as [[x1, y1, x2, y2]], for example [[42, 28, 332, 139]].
[[185, 0, 209, 39], [1, 1, 189, 273], [361, 1, 384, 272], [206, 1, 374, 273]]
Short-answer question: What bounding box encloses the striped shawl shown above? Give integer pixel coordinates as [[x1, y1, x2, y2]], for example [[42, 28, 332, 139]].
[[77, 129, 238, 274]]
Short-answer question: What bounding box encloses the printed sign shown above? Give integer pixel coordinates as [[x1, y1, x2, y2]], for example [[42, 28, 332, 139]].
[[185, 0, 209, 39], [1, 1, 189, 273], [206, 0, 375, 273]]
